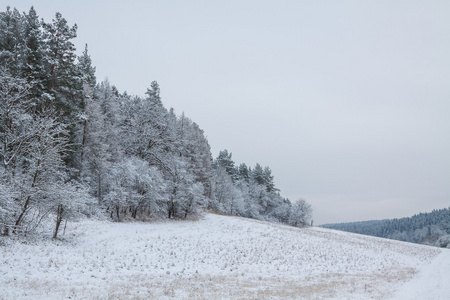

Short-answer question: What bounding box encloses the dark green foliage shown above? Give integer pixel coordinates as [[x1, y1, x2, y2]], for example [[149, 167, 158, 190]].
[[237, 163, 250, 182], [215, 150, 236, 178], [78, 44, 96, 88], [42, 12, 82, 112], [321, 207, 450, 247]]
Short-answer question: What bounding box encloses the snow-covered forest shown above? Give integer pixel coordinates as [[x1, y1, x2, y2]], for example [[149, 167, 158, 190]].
[[321, 207, 450, 248], [0, 7, 312, 238]]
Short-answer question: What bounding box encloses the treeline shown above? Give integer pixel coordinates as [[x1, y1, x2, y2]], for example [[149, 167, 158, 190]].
[[321, 207, 450, 248], [0, 7, 312, 238], [211, 150, 312, 226]]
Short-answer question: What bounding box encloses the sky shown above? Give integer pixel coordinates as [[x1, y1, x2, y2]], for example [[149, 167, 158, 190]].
[[4, 0, 450, 225]]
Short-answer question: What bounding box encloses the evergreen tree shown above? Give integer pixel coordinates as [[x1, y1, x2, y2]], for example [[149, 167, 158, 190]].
[[42, 12, 82, 110], [215, 149, 237, 180], [0, 7, 23, 76], [263, 166, 277, 193], [237, 163, 250, 182], [76, 44, 96, 169], [77, 44, 96, 88], [0, 6, 313, 235], [251, 163, 265, 185], [22, 7, 46, 104]]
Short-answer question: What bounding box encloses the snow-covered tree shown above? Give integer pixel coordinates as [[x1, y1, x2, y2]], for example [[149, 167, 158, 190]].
[[22, 7, 46, 104], [215, 150, 237, 181], [0, 69, 30, 170], [77, 44, 96, 88], [322, 207, 450, 247], [47, 180, 92, 238], [166, 157, 206, 219], [1, 6, 314, 237], [12, 112, 70, 228], [81, 83, 115, 203], [103, 157, 167, 221], [171, 111, 212, 198], [0, 7, 24, 76], [288, 199, 312, 227], [42, 12, 82, 110], [211, 166, 244, 215], [237, 163, 250, 182]]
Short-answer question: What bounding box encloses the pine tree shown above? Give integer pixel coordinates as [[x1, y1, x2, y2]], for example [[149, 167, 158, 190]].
[[263, 166, 276, 193], [76, 44, 96, 169], [22, 7, 46, 104], [251, 163, 265, 185], [78, 44, 96, 88], [42, 12, 82, 110], [215, 150, 237, 180], [237, 163, 250, 182], [0, 7, 24, 76]]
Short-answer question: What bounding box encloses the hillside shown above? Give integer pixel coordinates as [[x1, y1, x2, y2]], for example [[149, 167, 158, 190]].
[[1, 213, 448, 299], [321, 207, 450, 248]]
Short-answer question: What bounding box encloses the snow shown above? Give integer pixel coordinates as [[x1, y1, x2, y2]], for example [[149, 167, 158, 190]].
[[392, 249, 450, 300], [0, 213, 445, 299]]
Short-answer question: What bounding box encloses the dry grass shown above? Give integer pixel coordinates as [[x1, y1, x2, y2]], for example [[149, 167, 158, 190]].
[[1, 214, 440, 300], [1, 267, 419, 300]]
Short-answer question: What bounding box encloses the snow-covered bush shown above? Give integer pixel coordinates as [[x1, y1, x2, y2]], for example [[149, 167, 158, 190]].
[[436, 235, 450, 248]]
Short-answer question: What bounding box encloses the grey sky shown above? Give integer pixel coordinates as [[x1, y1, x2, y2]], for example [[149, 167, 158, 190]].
[[6, 0, 450, 224]]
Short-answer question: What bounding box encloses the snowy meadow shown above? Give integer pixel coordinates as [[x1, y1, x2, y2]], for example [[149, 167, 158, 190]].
[[1, 213, 447, 299]]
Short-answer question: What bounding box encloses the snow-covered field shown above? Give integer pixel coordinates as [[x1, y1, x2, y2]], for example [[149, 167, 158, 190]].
[[0, 213, 448, 299]]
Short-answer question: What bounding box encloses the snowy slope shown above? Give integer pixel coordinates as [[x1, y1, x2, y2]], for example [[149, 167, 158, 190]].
[[0, 213, 445, 299], [392, 249, 450, 300]]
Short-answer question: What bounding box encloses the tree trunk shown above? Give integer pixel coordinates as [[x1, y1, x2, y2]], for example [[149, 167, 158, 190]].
[[97, 174, 102, 204], [168, 184, 177, 219], [15, 159, 41, 228], [53, 204, 63, 239], [80, 119, 87, 165], [131, 206, 138, 219], [115, 205, 120, 221], [168, 201, 173, 219]]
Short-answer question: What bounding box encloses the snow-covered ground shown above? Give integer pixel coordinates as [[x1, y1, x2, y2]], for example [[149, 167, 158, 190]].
[[0, 213, 447, 299], [392, 248, 450, 300]]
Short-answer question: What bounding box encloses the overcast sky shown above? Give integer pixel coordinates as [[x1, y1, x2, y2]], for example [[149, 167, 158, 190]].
[[6, 0, 450, 224]]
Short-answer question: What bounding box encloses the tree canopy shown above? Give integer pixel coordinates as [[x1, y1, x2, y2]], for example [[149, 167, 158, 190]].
[[0, 6, 312, 238]]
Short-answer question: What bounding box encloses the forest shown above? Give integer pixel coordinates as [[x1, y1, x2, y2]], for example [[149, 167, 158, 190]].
[[321, 207, 450, 248], [0, 6, 312, 238]]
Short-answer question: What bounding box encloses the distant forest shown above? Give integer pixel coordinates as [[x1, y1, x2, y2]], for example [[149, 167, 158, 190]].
[[0, 7, 312, 238], [321, 207, 450, 248]]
